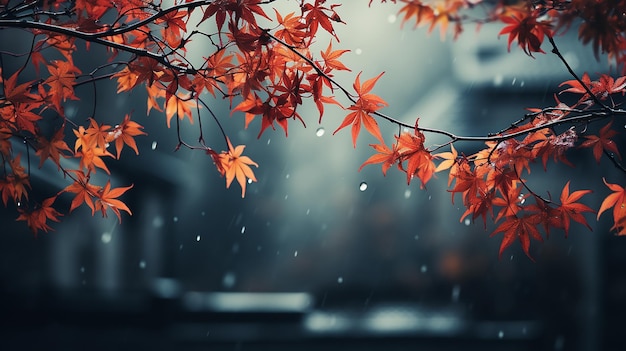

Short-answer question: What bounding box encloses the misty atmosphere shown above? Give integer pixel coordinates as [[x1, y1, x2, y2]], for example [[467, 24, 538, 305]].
[[1, 2, 625, 351]]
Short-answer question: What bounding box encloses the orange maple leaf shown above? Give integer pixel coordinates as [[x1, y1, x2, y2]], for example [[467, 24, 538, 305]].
[[63, 170, 100, 214], [107, 114, 146, 158], [434, 144, 459, 186], [359, 142, 399, 176], [192, 50, 235, 97], [76, 146, 114, 175], [85, 118, 112, 151], [597, 178, 626, 235], [146, 83, 165, 114], [397, 1, 434, 29], [333, 72, 387, 147], [218, 138, 258, 198], [274, 10, 308, 46], [95, 181, 133, 222], [165, 93, 197, 128], [321, 41, 351, 71], [16, 196, 62, 234]]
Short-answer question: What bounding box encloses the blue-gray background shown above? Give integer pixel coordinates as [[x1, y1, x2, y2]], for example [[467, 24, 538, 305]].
[[1, 2, 624, 350]]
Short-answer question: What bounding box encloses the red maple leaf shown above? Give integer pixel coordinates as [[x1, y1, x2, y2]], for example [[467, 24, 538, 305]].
[[580, 121, 621, 162], [36, 127, 72, 168], [44, 59, 81, 112], [554, 181, 594, 237], [301, 0, 344, 41], [491, 214, 544, 261], [3, 71, 37, 104], [499, 9, 552, 56], [396, 128, 436, 188]]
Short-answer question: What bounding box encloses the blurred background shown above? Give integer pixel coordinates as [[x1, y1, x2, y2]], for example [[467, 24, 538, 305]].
[[1, 2, 625, 350]]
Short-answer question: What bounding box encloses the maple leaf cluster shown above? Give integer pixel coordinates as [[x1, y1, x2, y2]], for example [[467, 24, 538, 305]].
[[0, 0, 625, 261]]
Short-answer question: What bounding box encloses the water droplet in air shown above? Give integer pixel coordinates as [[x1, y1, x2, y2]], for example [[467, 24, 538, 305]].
[[151, 141, 157, 150], [554, 335, 565, 351], [173, 216, 179, 222], [201, 211, 206, 216], [493, 74, 504, 86], [222, 272, 236, 289], [248, 178, 253, 184], [153, 216, 164, 228], [294, 251, 298, 257], [101, 232, 112, 244], [179, 244, 184, 250], [414, 235, 419, 240], [451, 285, 461, 302], [267, 139, 271, 145], [196, 235, 201, 242], [387, 14, 397, 23], [139, 260, 146, 269], [355, 48, 363, 55], [404, 189, 411, 199], [464, 218, 471, 226], [498, 330, 504, 339], [80, 266, 85, 273], [428, 195, 432, 200], [359, 182, 368, 191], [241, 226, 246, 234], [316, 127, 325, 137], [285, 173, 290, 179], [337, 277, 344, 284], [306, 209, 310, 215], [420, 265, 428, 273]]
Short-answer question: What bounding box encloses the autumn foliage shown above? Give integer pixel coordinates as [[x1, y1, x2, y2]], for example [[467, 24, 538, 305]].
[[1, 0, 626, 260]]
